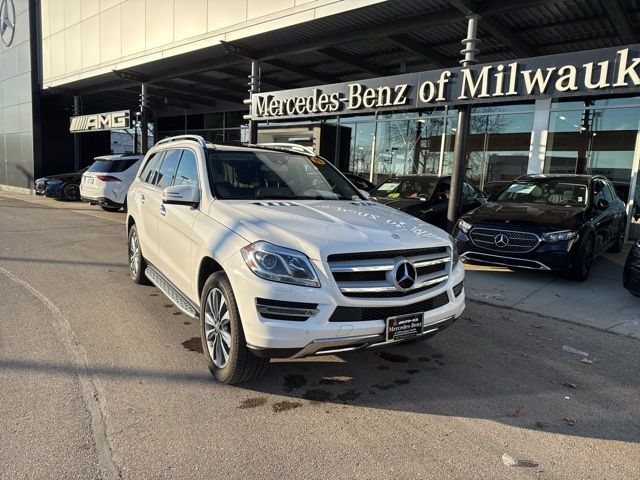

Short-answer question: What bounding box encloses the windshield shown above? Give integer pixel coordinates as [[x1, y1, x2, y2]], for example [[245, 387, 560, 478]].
[[497, 180, 588, 206], [372, 178, 439, 200], [207, 151, 361, 200]]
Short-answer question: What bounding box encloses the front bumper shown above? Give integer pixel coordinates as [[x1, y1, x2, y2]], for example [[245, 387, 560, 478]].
[[225, 251, 466, 357], [455, 228, 579, 271]]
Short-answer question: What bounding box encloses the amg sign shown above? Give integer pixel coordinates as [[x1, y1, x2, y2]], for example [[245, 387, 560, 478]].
[[69, 110, 130, 133], [250, 45, 640, 120]]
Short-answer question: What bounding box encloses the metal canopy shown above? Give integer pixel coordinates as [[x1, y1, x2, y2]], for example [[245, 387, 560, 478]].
[[44, 0, 640, 113]]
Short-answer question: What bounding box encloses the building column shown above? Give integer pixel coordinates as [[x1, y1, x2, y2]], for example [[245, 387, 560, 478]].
[[73, 96, 82, 170], [527, 98, 552, 174]]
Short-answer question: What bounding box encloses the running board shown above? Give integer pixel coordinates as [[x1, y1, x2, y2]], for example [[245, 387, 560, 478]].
[[145, 266, 199, 318]]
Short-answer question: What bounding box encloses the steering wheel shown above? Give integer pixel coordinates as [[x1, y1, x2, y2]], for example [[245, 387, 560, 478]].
[[417, 193, 428, 199], [561, 198, 580, 206]]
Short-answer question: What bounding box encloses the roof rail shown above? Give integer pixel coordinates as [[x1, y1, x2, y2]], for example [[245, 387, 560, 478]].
[[155, 135, 209, 149]]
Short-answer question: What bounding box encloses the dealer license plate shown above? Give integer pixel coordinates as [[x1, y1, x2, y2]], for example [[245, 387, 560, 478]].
[[385, 313, 424, 342]]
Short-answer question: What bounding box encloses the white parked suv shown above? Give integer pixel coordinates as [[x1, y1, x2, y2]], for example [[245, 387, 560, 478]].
[[81, 154, 142, 212], [126, 135, 465, 383]]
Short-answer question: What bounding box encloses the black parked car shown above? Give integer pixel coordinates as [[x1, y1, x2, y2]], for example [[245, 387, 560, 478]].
[[454, 174, 627, 281], [34, 167, 88, 201], [371, 175, 486, 230], [344, 173, 376, 192], [623, 241, 640, 296]]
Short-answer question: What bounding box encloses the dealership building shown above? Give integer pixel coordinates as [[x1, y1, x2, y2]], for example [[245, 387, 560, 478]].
[[4, 0, 640, 238]]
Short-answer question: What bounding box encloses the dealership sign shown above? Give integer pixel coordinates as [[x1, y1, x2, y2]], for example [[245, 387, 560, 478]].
[[250, 45, 640, 120], [69, 110, 131, 133]]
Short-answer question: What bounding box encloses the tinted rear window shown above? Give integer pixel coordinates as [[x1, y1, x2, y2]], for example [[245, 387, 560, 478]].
[[88, 159, 139, 173]]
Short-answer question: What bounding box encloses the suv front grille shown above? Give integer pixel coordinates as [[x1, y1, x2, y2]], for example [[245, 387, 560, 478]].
[[469, 227, 540, 253], [328, 292, 449, 322], [327, 247, 450, 299]]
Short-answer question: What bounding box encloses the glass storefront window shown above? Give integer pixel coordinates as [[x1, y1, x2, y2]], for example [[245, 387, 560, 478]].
[[546, 104, 640, 239]]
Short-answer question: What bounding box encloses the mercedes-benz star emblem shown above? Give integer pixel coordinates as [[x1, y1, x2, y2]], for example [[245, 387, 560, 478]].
[[0, 0, 15, 47], [494, 233, 509, 248], [392, 259, 417, 291]]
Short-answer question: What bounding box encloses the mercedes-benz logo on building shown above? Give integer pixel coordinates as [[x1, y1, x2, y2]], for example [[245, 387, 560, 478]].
[[494, 233, 510, 248], [392, 259, 417, 291], [0, 0, 15, 47]]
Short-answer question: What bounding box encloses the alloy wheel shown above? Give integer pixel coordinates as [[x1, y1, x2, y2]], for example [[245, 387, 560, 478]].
[[204, 288, 231, 368], [583, 237, 594, 277], [129, 231, 140, 277]]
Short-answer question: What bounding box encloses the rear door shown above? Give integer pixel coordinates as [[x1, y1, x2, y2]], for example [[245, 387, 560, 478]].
[[591, 179, 614, 251], [130, 152, 163, 265], [157, 148, 202, 297]]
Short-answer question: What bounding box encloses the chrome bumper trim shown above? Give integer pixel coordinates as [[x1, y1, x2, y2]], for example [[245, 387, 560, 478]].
[[291, 316, 456, 359], [460, 251, 551, 271]]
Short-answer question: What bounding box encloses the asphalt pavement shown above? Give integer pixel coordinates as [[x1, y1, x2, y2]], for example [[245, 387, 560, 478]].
[[1, 194, 639, 479]]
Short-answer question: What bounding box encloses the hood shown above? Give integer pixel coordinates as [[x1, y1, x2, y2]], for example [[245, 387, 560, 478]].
[[375, 197, 433, 215], [209, 199, 450, 261], [464, 202, 585, 229], [36, 172, 79, 183]]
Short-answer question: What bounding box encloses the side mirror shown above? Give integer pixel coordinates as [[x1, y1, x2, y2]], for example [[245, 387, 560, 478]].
[[359, 189, 371, 199], [437, 192, 448, 203], [596, 198, 609, 210], [163, 184, 200, 207]]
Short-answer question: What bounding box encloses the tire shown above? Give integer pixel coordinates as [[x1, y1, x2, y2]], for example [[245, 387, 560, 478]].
[[607, 221, 626, 254], [60, 183, 80, 201], [568, 234, 594, 281], [101, 205, 122, 212], [128, 224, 150, 285], [200, 272, 268, 384]]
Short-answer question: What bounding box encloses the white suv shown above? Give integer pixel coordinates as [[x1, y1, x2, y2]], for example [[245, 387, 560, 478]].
[[126, 135, 465, 384], [81, 154, 142, 212]]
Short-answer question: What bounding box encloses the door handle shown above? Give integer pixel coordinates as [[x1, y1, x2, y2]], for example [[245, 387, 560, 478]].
[[160, 204, 166, 216], [139, 193, 145, 204]]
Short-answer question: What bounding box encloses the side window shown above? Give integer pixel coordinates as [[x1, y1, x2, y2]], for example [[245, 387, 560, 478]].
[[173, 150, 199, 187], [155, 150, 182, 189], [463, 182, 475, 200], [435, 180, 451, 202], [139, 152, 162, 184], [592, 180, 606, 205], [603, 182, 616, 202]]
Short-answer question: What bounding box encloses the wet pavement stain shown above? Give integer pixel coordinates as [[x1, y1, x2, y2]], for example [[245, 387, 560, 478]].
[[337, 389, 361, 404], [394, 379, 410, 386], [272, 401, 303, 413], [436, 361, 445, 366], [149, 293, 159, 297], [283, 374, 307, 392], [432, 353, 444, 359], [377, 365, 390, 370], [172, 311, 182, 316], [375, 352, 410, 363], [303, 389, 334, 402], [406, 369, 420, 375], [182, 321, 191, 325], [163, 304, 173, 308], [238, 397, 267, 409], [417, 357, 431, 362], [181, 337, 203, 353]]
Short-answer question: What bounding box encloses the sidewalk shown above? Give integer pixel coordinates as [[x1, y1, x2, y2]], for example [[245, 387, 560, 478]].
[[464, 248, 640, 339]]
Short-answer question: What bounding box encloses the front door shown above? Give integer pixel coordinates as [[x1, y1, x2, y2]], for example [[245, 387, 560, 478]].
[[157, 149, 202, 299]]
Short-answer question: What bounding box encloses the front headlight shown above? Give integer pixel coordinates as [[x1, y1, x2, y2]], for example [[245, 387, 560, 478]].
[[457, 219, 472, 234], [543, 230, 578, 242], [449, 235, 460, 268], [241, 241, 321, 288], [46, 179, 63, 185]]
